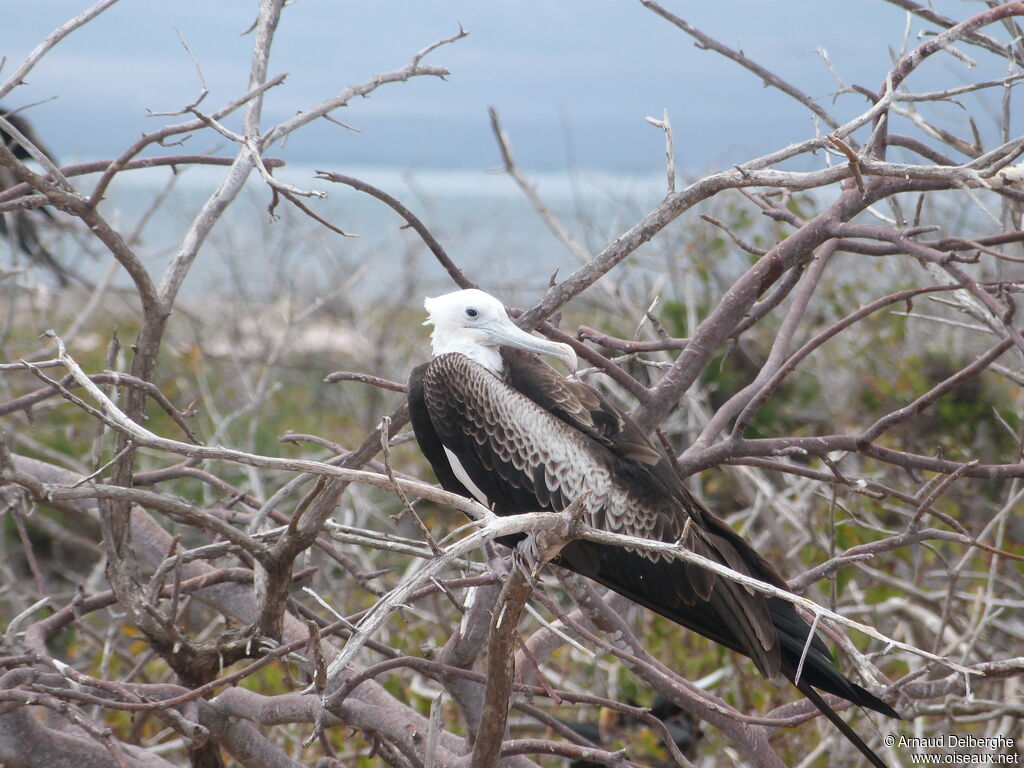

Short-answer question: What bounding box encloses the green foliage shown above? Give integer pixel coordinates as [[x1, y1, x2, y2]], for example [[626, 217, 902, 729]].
[[855, 348, 1018, 466]]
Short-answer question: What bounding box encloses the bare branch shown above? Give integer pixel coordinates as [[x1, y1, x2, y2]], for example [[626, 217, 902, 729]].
[[639, 1, 840, 130], [0, 0, 121, 101]]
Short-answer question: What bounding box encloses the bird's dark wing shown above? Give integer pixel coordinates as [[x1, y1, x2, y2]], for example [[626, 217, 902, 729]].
[[407, 363, 474, 499], [500, 347, 662, 466]]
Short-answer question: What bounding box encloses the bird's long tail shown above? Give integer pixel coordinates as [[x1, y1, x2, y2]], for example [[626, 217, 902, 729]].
[[794, 679, 890, 768]]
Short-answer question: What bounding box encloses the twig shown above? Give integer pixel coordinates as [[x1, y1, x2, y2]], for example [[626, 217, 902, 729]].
[[828, 135, 866, 194], [71, 440, 135, 487], [700, 212, 767, 256], [0, 0, 121, 102], [0, 154, 285, 207], [577, 325, 687, 352], [379, 415, 440, 555], [316, 171, 475, 289], [0, 369, 201, 443], [488, 107, 593, 267], [641, 0, 841, 131], [646, 108, 677, 195], [323, 371, 407, 392]]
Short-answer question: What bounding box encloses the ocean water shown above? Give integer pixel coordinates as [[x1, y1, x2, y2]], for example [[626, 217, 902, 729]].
[[68, 162, 676, 305], [26, 156, 1008, 350]]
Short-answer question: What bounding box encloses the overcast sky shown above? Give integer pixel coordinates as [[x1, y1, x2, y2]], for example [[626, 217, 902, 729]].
[[2, 2, 1016, 174]]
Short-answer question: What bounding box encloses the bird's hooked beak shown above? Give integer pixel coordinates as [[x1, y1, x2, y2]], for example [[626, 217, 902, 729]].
[[480, 316, 578, 372]]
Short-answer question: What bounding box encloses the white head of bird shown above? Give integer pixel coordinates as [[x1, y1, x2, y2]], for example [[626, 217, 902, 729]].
[[423, 288, 577, 375]]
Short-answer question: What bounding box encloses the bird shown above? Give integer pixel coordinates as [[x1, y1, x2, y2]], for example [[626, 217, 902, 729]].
[[0, 107, 68, 285], [407, 288, 899, 767]]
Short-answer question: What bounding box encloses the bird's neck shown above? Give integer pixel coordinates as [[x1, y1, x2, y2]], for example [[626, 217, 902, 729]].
[[431, 332, 504, 375]]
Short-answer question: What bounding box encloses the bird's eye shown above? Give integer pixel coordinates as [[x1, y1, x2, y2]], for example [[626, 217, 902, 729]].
[[465, 307, 479, 319]]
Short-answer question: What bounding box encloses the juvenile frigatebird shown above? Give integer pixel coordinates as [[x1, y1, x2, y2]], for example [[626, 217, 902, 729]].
[[407, 288, 898, 766]]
